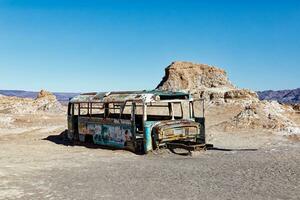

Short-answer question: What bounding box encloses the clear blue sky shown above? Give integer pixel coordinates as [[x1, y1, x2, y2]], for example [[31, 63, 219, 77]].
[[0, 0, 299, 92]]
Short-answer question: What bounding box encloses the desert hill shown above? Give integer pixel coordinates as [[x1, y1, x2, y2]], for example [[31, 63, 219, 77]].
[[258, 88, 300, 104], [0, 90, 66, 137], [0, 89, 79, 104], [0, 90, 65, 114]]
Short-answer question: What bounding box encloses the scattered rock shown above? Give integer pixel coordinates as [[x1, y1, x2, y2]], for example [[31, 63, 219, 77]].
[[224, 89, 258, 101], [293, 104, 300, 112], [0, 115, 15, 128], [230, 105, 260, 129]]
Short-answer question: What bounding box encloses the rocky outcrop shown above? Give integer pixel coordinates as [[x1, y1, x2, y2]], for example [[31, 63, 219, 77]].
[[157, 61, 235, 91], [157, 61, 259, 104], [34, 90, 64, 113], [36, 90, 56, 100]]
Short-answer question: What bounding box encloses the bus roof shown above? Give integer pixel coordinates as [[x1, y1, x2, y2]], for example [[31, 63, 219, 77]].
[[69, 90, 192, 103]]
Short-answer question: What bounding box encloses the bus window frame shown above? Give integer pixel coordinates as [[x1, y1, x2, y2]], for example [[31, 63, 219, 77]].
[[68, 103, 72, 116], [90, 102, 105, 116], [68, 103, 78, 116], [145, 101, 184, 119]]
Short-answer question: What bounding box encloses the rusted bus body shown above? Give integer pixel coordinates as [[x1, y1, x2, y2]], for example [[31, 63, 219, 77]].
[[153, 120, 199, 142], [67, 90, 206, 153]]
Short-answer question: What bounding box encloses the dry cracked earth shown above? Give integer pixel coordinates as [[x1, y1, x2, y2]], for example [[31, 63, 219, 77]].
[[0, 114, 299, 200]]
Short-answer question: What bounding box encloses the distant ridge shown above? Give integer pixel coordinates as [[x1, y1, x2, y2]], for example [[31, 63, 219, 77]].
[[0, 90, 79, 103], [1, 87, 299, 104], [257, 88, 300, 104]]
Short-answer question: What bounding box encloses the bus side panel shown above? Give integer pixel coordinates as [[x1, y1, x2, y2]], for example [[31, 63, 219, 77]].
[[78, 117, 133, 149]]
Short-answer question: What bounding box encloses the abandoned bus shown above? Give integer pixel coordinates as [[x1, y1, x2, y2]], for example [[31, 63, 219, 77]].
[[67, 90, 206, 153]]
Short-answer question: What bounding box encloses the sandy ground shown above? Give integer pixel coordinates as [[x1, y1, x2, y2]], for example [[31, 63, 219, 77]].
[[0, 114, 299, 200]]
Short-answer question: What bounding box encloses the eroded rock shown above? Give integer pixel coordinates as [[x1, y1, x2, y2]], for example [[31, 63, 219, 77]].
[[156, 61, 235, 92]]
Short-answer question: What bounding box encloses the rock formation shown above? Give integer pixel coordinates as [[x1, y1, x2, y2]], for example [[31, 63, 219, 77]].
[[157, 61, 259, 104], [157, 61, 235, 91], [157, 61, 300, 135], [34, 90, 65, 113], [36, 90, 56, 99]]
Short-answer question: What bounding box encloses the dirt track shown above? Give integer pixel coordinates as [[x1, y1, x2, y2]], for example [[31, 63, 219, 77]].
[[0, 116, 299, 200]]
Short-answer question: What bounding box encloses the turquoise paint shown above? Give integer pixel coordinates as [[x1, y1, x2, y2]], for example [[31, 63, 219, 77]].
[[92, 123, 132, 148], [93, 131, 125, 148], [93, 138, 124, 148], [144, 121, 156, 153]]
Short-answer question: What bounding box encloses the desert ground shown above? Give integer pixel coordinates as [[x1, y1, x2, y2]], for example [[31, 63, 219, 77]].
[[0, 111, 299, 200]]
